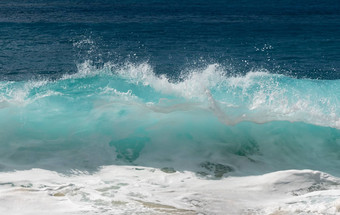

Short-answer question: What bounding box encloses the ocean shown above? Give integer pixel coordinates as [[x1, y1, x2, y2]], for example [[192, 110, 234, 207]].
[[0, 1, 339, 214]]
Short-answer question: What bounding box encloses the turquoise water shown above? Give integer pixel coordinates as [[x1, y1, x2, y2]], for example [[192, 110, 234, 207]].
[[0, 62, 339, 175]]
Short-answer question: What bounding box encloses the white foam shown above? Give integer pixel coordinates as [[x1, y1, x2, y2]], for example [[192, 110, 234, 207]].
[[113, 62, 339, 129], [116, 62, 225, 100], [61, 60, 106, 79], [0, 80, 51, 106], [0, 166, 339, 214]]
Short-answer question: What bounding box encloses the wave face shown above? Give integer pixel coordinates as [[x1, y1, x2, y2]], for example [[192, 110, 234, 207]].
[[0, 62, 339, 175]]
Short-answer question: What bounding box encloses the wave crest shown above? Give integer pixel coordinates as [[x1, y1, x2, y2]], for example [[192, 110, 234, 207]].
[[0, 61, 339, 129]]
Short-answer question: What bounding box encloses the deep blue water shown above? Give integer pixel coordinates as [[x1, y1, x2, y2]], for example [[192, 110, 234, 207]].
[[0, 0, 339, 80], [0, 0, 339, 175]]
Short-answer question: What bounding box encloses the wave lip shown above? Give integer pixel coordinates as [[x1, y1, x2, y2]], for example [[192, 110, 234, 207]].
[[3, 61, 338, 129], [80, 61, 339, 129]]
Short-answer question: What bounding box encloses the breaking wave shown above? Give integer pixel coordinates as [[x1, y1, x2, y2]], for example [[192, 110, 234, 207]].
[[0, 61, 339, 175]]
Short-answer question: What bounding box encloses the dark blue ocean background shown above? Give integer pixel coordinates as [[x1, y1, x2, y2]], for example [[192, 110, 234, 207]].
[[0, 0, 339, 80]]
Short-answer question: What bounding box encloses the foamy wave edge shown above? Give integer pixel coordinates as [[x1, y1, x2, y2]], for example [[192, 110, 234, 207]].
[[1, 60, 339, 129]]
